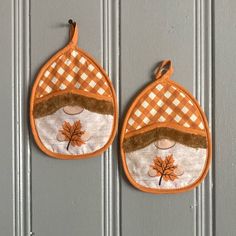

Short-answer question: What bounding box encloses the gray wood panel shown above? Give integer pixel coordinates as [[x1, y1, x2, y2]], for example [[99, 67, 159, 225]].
[[0, 0, 13, 235], [120, 1, 196, 235], [31, 1, 104, 235], [215, 0, 236, 235], [2, 0, 236, 235]]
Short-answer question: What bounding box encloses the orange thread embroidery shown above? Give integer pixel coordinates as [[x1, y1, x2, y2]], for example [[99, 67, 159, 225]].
[[59, 120, 85, 150], [150, 154, 178, 186]]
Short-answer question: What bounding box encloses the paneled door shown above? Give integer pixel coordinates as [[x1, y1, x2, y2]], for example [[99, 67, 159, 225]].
[[0, 0, 235, 235]]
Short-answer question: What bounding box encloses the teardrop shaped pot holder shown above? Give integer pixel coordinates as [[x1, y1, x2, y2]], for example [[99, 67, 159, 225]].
[[120, 60, 211, 193], [30, 20, 118, 159]]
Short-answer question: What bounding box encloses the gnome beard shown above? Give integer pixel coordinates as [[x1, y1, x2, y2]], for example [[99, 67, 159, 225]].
[[124, 138, 207, 189], [34, 105, 114, 155]]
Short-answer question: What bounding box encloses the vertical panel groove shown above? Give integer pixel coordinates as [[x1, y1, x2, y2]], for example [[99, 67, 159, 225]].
[[12, 0, 31, 235], [193, 0, 214, 235], [211, 0, 216, 234], [101, 0, 120, 236], [112, 1, 121, 235]]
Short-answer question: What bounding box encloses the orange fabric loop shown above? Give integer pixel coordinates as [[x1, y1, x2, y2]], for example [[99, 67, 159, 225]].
[[155, 60, 174, 80], [68, 19, 78, 45]]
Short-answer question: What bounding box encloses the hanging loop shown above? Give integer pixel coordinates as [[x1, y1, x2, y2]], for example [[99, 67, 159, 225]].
[[155, 60, 173, 80], [68, 19, 78, 45]]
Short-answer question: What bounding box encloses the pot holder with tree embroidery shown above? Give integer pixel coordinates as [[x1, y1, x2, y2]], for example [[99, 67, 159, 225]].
[[30, 20, 118, 159], [120, 60, 211, 194]]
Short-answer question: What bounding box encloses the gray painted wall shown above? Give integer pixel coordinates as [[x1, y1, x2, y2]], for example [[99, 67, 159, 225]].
[[0, 0, 235, 235]]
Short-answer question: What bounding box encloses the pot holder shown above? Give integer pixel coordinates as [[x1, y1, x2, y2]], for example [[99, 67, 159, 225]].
[[30, 20, 118, 159], [120, 60, 211, 193]]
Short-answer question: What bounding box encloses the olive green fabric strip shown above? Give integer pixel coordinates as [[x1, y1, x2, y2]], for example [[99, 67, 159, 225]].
[[33, 93, 114, 118], [123, 127, 207, 152]]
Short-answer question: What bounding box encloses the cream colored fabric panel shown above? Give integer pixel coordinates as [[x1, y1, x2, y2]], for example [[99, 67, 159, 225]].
[[35, 108, 113, 154], [126, 142, 206, 188]]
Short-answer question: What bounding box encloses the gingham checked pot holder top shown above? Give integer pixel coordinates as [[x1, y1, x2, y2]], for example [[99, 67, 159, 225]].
[[30, 20, 118, 159], [120, 60, 212, 194]]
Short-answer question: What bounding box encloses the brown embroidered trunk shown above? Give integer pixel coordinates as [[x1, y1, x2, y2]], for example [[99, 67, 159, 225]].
[[33, 93, 114, 118], [123, 127, 207, 152]]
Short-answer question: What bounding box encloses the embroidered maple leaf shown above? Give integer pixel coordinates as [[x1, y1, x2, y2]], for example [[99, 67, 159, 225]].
[[151, 154, 178, 186], [60, 120, 85, 151]]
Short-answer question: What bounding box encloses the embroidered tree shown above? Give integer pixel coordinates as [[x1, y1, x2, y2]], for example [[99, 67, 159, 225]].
[[60, 120, 85, 150], [151, 154, 178, 186]]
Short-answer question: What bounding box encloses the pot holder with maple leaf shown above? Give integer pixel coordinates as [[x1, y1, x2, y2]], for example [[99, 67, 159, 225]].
[[120, 60, 211, 194], [30, 20, 118, 159]]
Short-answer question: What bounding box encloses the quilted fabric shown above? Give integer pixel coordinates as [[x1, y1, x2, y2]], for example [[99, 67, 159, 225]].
[[126, 82, 204, 133], [36, 48, 112, 99]]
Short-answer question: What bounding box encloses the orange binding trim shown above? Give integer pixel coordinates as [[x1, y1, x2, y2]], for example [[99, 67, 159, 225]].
[[68, 19, 78, 45], [155, 60, 173, 80]]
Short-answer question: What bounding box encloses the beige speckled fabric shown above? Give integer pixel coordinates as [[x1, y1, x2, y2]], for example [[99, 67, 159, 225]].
[[35, 108, 113, 155], [126, 142, 207, 189]]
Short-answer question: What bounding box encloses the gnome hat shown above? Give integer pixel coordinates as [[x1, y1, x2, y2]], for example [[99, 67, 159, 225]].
[[33, 22, 114, 119], [122, 60, 209, 152]]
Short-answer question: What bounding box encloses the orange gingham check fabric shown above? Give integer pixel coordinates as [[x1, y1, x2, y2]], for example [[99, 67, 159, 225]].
[[35, 48, 112, 98], [126, 82, 204, 133]]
